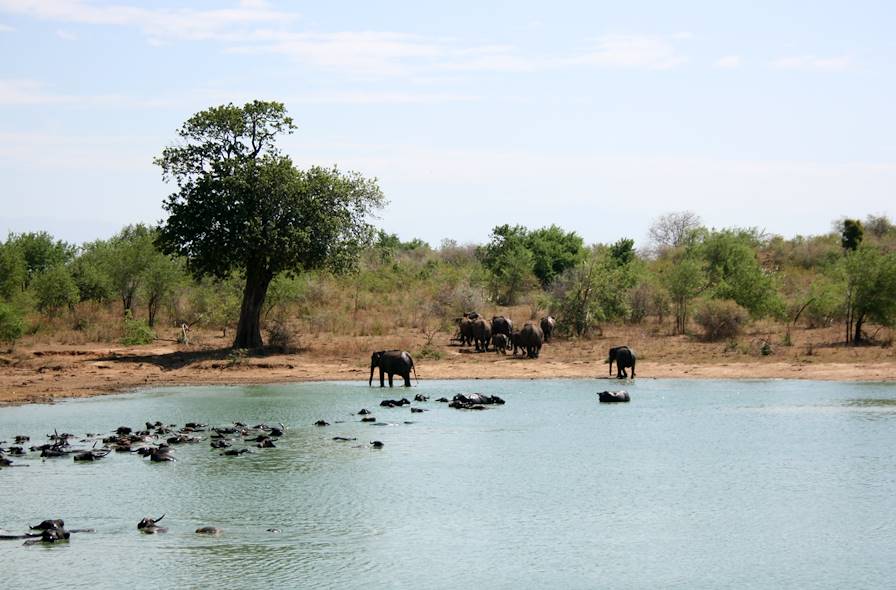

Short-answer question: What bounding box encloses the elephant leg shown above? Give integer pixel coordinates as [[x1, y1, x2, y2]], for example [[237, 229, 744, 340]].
[[403, 373, 411, 387], [379, 367, 385, 387], [388, 373, 394, 387]]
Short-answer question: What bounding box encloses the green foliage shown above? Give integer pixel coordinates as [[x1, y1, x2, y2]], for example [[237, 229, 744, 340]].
[[31, 264, 79, 314], [478, 224, 584, 303], [70, 253, 113, 303], [5, 232, 74, 287], [264, 274, 308, 320], [609, 238, 636, 266], [525, 225, 586, 286], [840, 218, 864, 251], [0, 301, 24, 345], [142, 253, 185, 327], [843, 245, 896, 342], [550, 247, 637, 336], [696, 229, 782, 318], [90, 224, 158, 313], [658, 254, 706, 334], [121, 311, 155, 345], [0, 240, 26, 299], [693, 299, 749, 341], [801, 278, 845, 328], [189, 276, 243, 336], [156, 100, 385, 348]]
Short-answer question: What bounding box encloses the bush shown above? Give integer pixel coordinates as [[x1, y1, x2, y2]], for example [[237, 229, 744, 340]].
[[0, 302, 24, 346], [31, 264, 79, 314], [121, 311, 155, 345], [266, 320, 298, 353], [694, 299, 749, 341]]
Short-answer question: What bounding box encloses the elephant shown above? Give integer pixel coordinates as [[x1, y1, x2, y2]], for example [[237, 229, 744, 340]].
[[369, 350, 418, 387], [598, 390, 630, 403], [608, 346, 636, 379], [540, 316, 556, 342], [517, 322, 544, 358], [491, 316, 513, 337], [472, 318, 492, 352], [457, 316, 475, 346], [492, 332, 509, 354]]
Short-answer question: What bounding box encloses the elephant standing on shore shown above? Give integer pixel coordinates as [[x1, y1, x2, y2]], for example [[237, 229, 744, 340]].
[[540, 316, 556, 342], [608, 346, 636, 379], [369, 350, 418, 387], [517, 322, 544, 358], [472, 318, 492, 352]]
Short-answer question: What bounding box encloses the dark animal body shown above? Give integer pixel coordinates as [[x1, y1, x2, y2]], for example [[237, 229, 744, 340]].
[[540, 316, 556, 342], [491, 316, 513, 337], [369, 350, 418, 387], [598, 390, 630, 403], [449, 393, 506, 409], [516, 322, 544, 358], [492, 333, 509, 354], [472, 318, 492, 352], [608, 346, 636, 379]]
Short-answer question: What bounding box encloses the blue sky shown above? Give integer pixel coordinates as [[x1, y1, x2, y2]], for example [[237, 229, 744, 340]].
[[1, 0, 894, 247]]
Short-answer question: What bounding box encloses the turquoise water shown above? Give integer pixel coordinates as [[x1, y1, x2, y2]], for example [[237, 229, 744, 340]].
[[1, 379, 895, 589]]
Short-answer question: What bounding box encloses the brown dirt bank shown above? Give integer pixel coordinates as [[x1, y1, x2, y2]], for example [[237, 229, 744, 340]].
[[1, 323, 894, 406]]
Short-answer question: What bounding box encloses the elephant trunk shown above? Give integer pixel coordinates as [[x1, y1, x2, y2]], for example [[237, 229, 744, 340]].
[[609, 358, 613, 376], [368, 364, 375, 386]]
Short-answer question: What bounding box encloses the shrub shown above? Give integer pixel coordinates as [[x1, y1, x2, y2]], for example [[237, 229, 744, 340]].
[[31, 264, 79, 314], [694, 299, 749, 341], [266, 320, 298, 353], [0, 302, 24, 346], [121, 311, 155, 345]]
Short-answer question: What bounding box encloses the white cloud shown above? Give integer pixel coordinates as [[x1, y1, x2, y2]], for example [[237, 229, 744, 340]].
[[772, 55, 851, 71], [0, 22, 14, 31], [716, 55, 741, 69], [55, 28, 77, 40], [0, 0, 297, 41], [569, 35, 686, 69], [1, 1, 689, 76]]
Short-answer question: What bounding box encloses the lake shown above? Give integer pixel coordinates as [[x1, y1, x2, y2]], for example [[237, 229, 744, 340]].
[[1, 379, 895, 589]]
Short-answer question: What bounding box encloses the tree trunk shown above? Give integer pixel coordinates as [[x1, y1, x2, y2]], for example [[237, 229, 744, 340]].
[[233, 266, 273, 349], [853, 313, 865, 344], [147, 295, 159, 328]]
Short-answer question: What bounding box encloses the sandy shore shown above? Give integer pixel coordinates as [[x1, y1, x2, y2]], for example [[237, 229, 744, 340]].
[[2, 335, 894, 406]]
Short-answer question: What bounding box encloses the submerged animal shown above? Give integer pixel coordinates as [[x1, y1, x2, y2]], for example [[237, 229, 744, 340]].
[[137, 514, 168, 534], [598, 390, 631, 403]]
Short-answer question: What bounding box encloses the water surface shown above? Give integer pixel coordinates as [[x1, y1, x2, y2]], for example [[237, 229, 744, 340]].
[[1, 379, 894, 589]]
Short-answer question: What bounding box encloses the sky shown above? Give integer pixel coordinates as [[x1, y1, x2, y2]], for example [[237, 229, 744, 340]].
[[1, 0, 894, 248]]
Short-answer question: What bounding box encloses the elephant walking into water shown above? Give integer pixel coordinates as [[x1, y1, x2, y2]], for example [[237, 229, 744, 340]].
[[608, 346, 636, 378], [369, 350, 418, 387]]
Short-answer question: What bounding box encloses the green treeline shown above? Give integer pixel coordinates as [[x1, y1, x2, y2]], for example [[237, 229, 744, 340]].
[[2, 212, 895, 348]]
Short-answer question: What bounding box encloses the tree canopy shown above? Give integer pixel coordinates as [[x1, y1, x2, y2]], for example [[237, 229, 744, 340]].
[[156, 100, 385, 348]]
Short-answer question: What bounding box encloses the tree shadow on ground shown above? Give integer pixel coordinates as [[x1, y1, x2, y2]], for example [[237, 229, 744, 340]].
[[95, 347, 278, 371]]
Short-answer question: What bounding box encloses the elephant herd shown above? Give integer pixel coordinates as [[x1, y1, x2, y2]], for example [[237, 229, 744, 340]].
[[455, 313, 556, 358], [368, 313, 637, 388]]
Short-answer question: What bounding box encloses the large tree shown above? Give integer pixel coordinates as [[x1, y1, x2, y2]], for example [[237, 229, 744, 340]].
[[155, 101, 384, 348]]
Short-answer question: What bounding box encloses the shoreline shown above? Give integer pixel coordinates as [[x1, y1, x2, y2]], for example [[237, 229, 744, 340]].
[[2, 342, 894, 406]]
